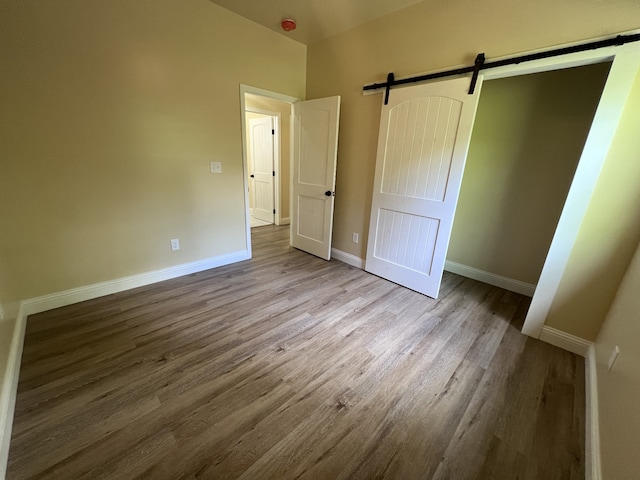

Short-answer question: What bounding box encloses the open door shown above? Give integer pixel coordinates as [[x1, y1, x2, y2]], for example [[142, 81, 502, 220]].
[[365, 77, 482, 298], [248, 116, 275, 224], [291, 96, 341, 260]]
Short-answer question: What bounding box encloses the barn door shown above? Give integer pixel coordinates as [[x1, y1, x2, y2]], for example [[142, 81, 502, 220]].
[[365, 77, 482, 298]]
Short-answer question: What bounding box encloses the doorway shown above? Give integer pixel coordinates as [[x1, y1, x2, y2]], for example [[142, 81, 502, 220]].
[[495, 48, 640, 338], [240, 87, 298, 258], [364, 43, 640, 338], [365, 63, 609, 300], [241, 86, 342, 261], [243, 92, 293, 229], [446, 62, 612, 295]]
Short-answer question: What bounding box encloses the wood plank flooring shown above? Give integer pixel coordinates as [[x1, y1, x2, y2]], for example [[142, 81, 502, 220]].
[[8, 225, 585, 479]]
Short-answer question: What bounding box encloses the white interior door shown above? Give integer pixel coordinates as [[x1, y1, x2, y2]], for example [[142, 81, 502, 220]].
[[291, 96, 341, 260], [365, 77, 482, 298], [249, 116, 275, 223]]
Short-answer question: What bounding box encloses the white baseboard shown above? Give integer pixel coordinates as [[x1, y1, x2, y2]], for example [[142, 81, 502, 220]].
[[538, 325, 592, 357], [0, 304, 27, 479], [0, 250, 251, 479], [585, 344, 602, 480], [331, 248, 365, 269], [444, 260, 536, 297], [278, 217, 290, 226], [538, 328, 599, 477], [22, 250, 250, 316], [0, 251, 600, 480]]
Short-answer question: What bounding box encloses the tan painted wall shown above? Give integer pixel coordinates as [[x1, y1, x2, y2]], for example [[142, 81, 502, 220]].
[[594, 240, 640, 479], [306, 0, 640, 340], [0, 0, 306, 304], [307, 0, 639, 263], [448, 63, 609, 285], [545, 68, 640, 340], [245, 94, 293, 220]]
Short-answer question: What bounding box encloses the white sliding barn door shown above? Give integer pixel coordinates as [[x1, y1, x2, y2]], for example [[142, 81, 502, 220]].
[[249, 116, 275, 224], [365, 77, 482, 298], [291, 96, 341, 260]]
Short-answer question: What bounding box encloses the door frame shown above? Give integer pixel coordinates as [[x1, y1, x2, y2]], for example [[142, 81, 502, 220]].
[[240, 85, 300, 258], [482, 40, 640, 339], [245, 109, 280, 225], [364, 31, 640, 339]]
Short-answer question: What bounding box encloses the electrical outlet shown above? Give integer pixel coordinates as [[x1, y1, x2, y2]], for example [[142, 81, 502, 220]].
[[608, 345, 620, 371], [210, 162, 222, 174], [170, 238, 180, 251], [352, 233, 359, 244]]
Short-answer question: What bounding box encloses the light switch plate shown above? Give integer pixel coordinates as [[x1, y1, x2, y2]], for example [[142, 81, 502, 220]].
[[210, 162, 222, 174]]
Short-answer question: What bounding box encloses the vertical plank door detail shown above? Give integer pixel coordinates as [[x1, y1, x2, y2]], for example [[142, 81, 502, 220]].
[[366, 77, 482, 298]]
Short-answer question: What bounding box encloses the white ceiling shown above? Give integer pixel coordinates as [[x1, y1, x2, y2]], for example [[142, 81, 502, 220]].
[[208, 0, 424, 45]]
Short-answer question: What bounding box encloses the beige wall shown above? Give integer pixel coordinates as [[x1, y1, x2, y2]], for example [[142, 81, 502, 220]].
[[545, 68, 640, 340], [448, 63, 609, 285], [0, 0, 306, 305], [306, 0, 640, 340], [245, 94, 293, 220], [307, 0, 640, 262], [594, 240, 640, 479]]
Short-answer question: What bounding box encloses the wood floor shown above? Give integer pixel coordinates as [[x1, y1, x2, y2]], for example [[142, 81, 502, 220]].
[[8, 225, 585, 479]]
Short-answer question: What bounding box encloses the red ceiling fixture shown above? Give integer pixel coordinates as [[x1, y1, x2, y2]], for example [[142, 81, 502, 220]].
[[281, 18, 296, 32]]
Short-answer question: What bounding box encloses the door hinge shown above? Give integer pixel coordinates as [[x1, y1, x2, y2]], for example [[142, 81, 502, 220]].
[[272, 171, 275, 176], [273, 209, 276, 214], [272, 129, 275, 135]]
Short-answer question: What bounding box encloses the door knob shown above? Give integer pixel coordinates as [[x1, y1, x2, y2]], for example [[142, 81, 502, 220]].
[[250, 174, 255, 178], [325, 190, 332, 196]]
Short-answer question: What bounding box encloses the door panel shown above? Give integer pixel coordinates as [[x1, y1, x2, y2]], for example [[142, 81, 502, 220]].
[[381, 96, 462, 201], [373, 209, 440, 275], [299, 109, 331, 184], [298, 196, 327, 240], [291, 96, 341, 260], [249, 116, 275, 223], [365, 77, 482, 298]]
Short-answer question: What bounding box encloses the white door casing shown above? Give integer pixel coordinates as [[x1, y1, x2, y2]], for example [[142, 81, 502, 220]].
[[365, 77, 483, 298], [291, 96, 341, 260], [249, 116, 275, 224]]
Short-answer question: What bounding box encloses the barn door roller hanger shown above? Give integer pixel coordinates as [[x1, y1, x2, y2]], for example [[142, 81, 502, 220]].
[[366, 33, 640, 105]]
